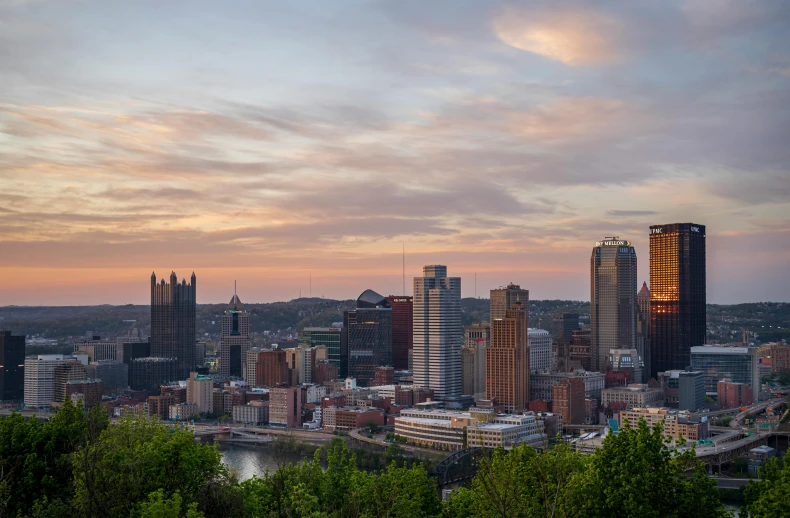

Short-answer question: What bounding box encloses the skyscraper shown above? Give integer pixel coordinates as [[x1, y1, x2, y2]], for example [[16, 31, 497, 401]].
[[345, 290, 392, 386], [219, 289, 251, 379], [637, 282, 651, 381], [413, 265, 462, 400], [463, 323, 490, 399], [649, 223, 706, 377], [150, 272, 197, 380], [590, 238, 637, 372], [486, 302, 529, 413], [387, 295, 413, 371], [490, 283, 529, 321], [0, 331, 25, 402]]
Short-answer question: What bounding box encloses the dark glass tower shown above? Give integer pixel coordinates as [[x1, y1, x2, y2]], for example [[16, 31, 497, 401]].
[[0, 331, 25, 402], [649, 223, 706, 378], [344, 290, 392, 386], [387, 295, 413, 370], [150, 271, 197, 380]]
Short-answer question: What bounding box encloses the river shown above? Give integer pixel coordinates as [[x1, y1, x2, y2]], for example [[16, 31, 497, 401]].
[[217, 442, 315, 480]]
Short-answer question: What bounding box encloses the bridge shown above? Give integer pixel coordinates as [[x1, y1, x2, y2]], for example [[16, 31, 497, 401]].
[[430, 448, 487, 489]]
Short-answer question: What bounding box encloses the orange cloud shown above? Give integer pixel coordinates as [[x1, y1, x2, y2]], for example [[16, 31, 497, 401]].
[[492, 7, 623, 66]]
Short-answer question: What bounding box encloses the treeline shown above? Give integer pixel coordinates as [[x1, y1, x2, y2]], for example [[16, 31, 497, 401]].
[[1, 403, 789, 517]]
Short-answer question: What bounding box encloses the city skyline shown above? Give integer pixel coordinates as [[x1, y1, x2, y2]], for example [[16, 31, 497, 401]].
[[1, 1, 789, 306]]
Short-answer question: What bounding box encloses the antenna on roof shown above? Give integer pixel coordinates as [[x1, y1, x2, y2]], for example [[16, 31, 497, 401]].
[[309, 272, 312, 298], [402, 242, 405, 296], [234, 280, 237, 297]]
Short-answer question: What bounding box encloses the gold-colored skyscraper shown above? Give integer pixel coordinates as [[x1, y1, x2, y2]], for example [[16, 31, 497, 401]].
[[486, 302, 529, 413]]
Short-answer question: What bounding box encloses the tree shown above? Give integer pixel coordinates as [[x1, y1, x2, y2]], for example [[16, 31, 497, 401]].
[[578, 419, 728, 518], [732, 456, 749, 477], [0, 398, 108, 517], [743, 457, 790, 517], [462, 442, 586, 518], [132, 490, 205, 518], [71, 414, 227, 517]]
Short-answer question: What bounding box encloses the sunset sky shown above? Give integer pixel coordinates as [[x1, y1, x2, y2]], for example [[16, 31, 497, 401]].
[[1, 0, 789, 305]]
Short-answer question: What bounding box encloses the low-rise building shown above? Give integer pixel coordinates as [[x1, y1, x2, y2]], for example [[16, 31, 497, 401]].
[[466, 414, 546, 450], [717, 379, 754, 409], [530, 371, 604, 402], [619, 407, 709, 441], [748, 445, 776, 477], [232, 403, 269, 426], [64, 379, 103, 408], [169, 402, 199, 420], [321, 407, 385, 431], [601, 384, 664, 410]]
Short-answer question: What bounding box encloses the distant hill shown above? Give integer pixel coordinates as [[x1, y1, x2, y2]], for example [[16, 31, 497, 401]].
[[1, 299, 785, 347]]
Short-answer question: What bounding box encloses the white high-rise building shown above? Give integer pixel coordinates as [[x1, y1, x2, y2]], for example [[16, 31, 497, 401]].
[[24, 354, 66, 408], [528, 329, 552, 372], [413, 265, 462, 400]]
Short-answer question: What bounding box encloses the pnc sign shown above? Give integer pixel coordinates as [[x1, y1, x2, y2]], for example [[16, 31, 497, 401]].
[[650, 228, 663, 235], [691, 226, 700, 233]]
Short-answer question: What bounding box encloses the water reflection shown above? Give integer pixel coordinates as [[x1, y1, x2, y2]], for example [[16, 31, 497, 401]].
[[218, 443, 312, 480]]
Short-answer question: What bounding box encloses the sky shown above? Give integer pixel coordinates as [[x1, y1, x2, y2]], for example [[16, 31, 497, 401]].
[[1, 0, 789, 306]]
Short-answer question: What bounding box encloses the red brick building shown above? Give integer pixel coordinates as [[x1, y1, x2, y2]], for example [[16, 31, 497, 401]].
[[256, 349, 290, 387], [147, 394, 176, 419], [552, 377, 585, 425], [65, 379, 103, 408], [717, 379, 754, 408], [372, 366, 395, 387]]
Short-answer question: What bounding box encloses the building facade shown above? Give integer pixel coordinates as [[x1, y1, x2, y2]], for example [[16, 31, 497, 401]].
[[490, 284, 529, 321], [86, 360, 128, 394], [590, 238, 638, 372], [0, 331, 24, 402], [53, 360, 88, 403], [637, 282, 651, 381], [269, 386, 302, 427], [486, 303, 529, 413], [600, 384, 664, 409], [690, 346, 759, 401], [299, 327, 343, 376], [530, 371, 605, 402], [150, 271, 197, 380], [552, 378, 585, 425], [620, 407, 709, 440], [413, 265, 462, 400], [345, 290, 392, 387], [528, 329, 552, 373], [24, 355, 66, 408], [649, 223, 706, 378], [717, 379, 754, 408], [464, 323, 490, 399], [678, 370, 705, 411], [129, 357, 177, 394], [256, 349, 290, 387], [187, 372, 213, 414], [387, 296, 413, 371], [466, 414, 546, 450], [219, 292, 251, 379]]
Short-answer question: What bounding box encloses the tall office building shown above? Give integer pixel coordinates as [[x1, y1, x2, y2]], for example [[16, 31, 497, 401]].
[[528, 329, 552, 373], [299, 327, 343, 376], [649, 223, 706, 378], [637, 282, 652, 381], [387, 296, 413, 371], [413, 265, 462, 400], [24, 355, 66, 408], [486, 303, 529, 413], [490, 284, 529, 321], [150, 272, 197, 379], [463, 323, 490, 398], [590, 238, 638, 372], [219, 290, 251, 378], [552, 313, 579, 372], [53, 360, 88, 403], [0, 331, 25, 402], [344, 290, 392, 386]]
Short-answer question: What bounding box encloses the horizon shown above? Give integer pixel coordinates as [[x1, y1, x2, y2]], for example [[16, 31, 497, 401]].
[[2, 1, 789, 306]]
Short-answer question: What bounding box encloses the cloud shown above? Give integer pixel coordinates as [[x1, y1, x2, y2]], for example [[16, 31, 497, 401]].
[[606, 210, 659, 217], [492, 6, 623, 65]]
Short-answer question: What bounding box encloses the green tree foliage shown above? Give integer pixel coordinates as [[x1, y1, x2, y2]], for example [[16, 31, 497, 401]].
[[0, 398, 108, 516], [743, 457, 790, 517], [72, 415, 228, 517], [577, 419, 727, 518]]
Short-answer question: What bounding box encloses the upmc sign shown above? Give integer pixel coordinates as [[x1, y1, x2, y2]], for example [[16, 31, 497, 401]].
[[650, 228, 663, 235]]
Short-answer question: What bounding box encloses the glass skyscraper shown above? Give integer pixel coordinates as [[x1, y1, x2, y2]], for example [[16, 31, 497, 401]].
[[298, 327, 343, 376], [649, 223, 706, 378], [413, 265, 462, 400], [590, 238, 638, 372], [150, 271, 197, 380], [344, 290, 392, 386], [690, 346, 759, 398]]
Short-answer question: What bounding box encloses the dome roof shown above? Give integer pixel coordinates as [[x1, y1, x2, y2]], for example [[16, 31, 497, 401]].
[[357, 289, 390, 309]]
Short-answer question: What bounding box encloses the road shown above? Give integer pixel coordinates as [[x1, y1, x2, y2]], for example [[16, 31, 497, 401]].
[[713, 477, 752, 489]]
